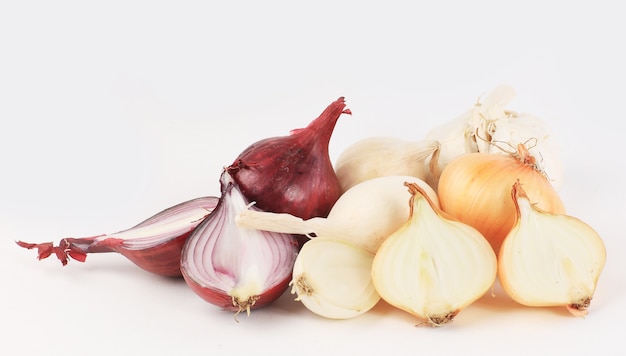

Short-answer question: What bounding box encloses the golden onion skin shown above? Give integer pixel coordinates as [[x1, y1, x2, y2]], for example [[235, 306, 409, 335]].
[[437, 150, 565, 254]]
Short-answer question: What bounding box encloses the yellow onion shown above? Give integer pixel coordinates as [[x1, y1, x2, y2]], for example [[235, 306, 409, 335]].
[[498, 181, 606, 316], [437, 143, 565, 254], [371, 182, 497, 326]]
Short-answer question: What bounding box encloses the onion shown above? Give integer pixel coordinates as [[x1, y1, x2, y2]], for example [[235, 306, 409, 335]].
[[437, 143, 565, 254], [180, 170, 299, 317], [371, 182, 497, 326], [226, 97, 351, 223], [290, 238, 380, 319], [16, 196, 218, 277], [236, 175, 438, 254], [334, 137, 439, 193], [498, 181, 606, 316]]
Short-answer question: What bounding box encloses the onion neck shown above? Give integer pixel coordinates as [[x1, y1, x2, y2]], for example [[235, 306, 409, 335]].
[[295, 96, 349, 148]]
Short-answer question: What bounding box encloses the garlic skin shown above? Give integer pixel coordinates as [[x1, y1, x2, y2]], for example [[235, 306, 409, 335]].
[[486, 112, 563, 190], [334, 137, 439, 193], [290, 238, 380, 319], [498, 182, 606, 316], [424, 85, 514, 187], [425, 85, 563, 191], [371, 182, 497, 326]]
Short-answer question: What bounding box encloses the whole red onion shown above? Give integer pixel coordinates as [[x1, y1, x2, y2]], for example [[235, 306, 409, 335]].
[[226, 97, 351, 221]]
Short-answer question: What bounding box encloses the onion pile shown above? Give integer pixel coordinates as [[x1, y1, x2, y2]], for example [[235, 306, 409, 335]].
[[16, 88, 607, 326], [179, 97, 351, 314]]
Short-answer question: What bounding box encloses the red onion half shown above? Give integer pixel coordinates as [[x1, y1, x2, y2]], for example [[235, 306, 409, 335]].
[[180, 170, 298, 317], [17, 196, 218, 277], [226, 97, 351, 221]]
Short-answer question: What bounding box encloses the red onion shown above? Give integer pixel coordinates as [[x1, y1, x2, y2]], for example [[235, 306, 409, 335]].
[[16, 196, 218, 277], [180, 170, 299, 317], [226, 97, 351, 222]]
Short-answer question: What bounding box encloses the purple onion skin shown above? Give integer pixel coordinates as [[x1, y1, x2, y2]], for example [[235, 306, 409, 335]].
[[183, 272, 292, 312], [226, 97, 351, 222], [16, 196, 219, 277]]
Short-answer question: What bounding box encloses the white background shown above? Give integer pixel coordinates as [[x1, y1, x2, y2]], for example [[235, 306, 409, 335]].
[[1, 1, 624, 355]]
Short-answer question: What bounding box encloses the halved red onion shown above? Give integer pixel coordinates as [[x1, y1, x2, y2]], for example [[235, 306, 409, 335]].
[[17, 196, 218, 277], [180, 170, 299, 317]]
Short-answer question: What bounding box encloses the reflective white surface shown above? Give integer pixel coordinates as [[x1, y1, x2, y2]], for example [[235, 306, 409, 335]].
[[1, 1, 624, 355]]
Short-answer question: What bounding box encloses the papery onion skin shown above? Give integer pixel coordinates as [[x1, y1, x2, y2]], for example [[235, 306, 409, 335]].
[[226, 97, 350, 222], [114, 234, 193, 277], [180, 171, 299, 315], [437, 144, 565, 254], [16, 196, 219, 277]]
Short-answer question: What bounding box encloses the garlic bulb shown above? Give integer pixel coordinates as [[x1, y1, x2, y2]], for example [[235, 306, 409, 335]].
[[486, 111, 563, 189], [425, 85, 562, 190], [498, 181, 606, 316], [334, 137, 439, 193], [424, 85, 514, 187], [371, 182, 497, 326], [290, 238, 380, 319]]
